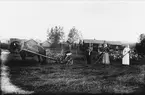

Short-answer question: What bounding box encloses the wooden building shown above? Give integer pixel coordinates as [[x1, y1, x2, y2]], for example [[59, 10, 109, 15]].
[[82, 39, 124, 52]]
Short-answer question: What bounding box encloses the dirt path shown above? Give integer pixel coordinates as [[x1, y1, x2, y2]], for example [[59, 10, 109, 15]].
[[1, 50, 34, 94]]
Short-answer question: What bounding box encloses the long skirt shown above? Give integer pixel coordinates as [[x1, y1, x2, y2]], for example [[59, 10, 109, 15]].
[[102, 53, 110, 64], [86, 55, 91, 64], [122, 54, 129, 65]]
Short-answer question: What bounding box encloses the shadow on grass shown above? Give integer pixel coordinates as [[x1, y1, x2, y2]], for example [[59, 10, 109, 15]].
[[5, 60, 40, 67]]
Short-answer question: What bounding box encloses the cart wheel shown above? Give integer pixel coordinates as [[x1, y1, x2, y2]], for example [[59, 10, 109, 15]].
[[70, 60, 73, 65], [66, 59, 73, 65]]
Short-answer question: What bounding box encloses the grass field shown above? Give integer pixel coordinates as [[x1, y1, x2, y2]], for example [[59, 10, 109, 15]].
[[6, 59, 145, 94], [1, 49, 144, 94]]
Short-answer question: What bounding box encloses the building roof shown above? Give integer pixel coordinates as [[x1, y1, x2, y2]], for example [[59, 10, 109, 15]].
[[83, 39, 136, 47], [83, 39, 105, 44], [83, 39, 122, 45], [107, 40, 122, 45]]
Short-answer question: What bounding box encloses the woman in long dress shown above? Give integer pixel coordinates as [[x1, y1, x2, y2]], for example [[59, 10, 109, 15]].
[[102, 42, 110, 64], [122, 45, 130, 65]]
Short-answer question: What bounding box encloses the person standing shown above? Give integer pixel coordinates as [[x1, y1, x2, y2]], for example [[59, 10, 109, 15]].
[[102, 42, 110, 64], [86, 45, 93, 64], [0, 41, 1, 56], [122, 45, 130, 65], [95, 45, 104, 64]]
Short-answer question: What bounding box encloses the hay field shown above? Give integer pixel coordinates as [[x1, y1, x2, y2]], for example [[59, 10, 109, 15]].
[[1, 49, 145, 94], [7, 60, 145, 94]]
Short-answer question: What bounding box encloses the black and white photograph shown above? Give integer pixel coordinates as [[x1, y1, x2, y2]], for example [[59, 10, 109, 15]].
[[0, 0, 145, 94]]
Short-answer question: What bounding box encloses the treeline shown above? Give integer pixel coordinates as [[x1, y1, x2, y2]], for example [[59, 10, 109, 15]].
[[135, 34, 145, 57], [47, 26, 83, 49]]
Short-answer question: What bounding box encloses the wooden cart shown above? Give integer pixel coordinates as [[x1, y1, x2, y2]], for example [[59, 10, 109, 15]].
[[19, 39, 56, 64]]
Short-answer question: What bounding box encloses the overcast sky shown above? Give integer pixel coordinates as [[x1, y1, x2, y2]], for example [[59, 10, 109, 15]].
[[0, 0, 145, 43]]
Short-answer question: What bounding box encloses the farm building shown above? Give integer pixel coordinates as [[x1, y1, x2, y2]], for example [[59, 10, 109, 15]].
[[82, 39, 124, 51]]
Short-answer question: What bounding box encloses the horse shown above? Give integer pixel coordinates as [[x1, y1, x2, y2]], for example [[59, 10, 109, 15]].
[[9, 41, 21, 54]]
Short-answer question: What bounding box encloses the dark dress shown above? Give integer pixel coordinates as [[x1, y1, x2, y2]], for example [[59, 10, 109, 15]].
[[86, 49, 92, 64]]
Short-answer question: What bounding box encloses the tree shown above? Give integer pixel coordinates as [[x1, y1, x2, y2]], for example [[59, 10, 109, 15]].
[[47, 26, 65, 48], [67, 27, 82, 50], [135, 33, 145, 57], [139, 33, 145, 42], [67, 27, 81, 44], [140, 34, 145, 47]]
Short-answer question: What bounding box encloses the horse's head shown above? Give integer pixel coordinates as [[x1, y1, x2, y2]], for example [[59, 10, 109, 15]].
[[10, 41, 21, 51]]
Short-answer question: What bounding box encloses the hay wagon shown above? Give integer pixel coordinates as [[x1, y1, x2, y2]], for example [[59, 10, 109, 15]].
[[9, 39, 56, 64], [9, 39, 74, 65], [19, 39, 58, 64]]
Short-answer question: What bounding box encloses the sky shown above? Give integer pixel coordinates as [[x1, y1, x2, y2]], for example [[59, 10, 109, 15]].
[[0, 0, 145, 43]]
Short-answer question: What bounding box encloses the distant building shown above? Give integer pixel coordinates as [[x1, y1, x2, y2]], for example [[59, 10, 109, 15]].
[[83, 39, 122, 45], [83, 39, 105, 44], [82, 39, 135, 51]]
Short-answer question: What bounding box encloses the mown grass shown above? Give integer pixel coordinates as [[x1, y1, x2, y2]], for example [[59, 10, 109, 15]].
[[7, 60, 145, 94]]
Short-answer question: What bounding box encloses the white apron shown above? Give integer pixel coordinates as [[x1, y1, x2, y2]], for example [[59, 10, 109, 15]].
[[122, 47, 130, 65]]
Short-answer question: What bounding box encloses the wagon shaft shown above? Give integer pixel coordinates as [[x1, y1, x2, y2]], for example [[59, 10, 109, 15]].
[[20, 49, 56, 61]]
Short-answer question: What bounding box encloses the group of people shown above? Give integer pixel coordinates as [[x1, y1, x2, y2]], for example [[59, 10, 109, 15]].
[[85, 41, 130, 65]]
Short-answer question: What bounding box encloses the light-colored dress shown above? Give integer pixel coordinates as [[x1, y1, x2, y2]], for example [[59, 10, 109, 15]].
[[122, 47, 130, 65], [102, 52, 110, 64]]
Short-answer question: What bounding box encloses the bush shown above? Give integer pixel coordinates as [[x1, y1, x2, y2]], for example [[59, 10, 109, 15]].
[[0, 43, 9, 50], [108, 49, 140, 61]]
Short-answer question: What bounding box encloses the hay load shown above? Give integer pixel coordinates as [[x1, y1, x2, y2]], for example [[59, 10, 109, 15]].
[[19, 39, 46, 64], [20, 39, 46, 56]]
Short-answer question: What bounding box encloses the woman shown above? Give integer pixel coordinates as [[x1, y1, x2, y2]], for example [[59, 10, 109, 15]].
[[102, 42, 110, 64], [122, 45, 130, 65]]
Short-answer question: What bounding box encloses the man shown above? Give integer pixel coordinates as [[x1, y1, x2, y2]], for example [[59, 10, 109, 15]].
[[122, 45, 130, 65], [86, 45, 93, 64]]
